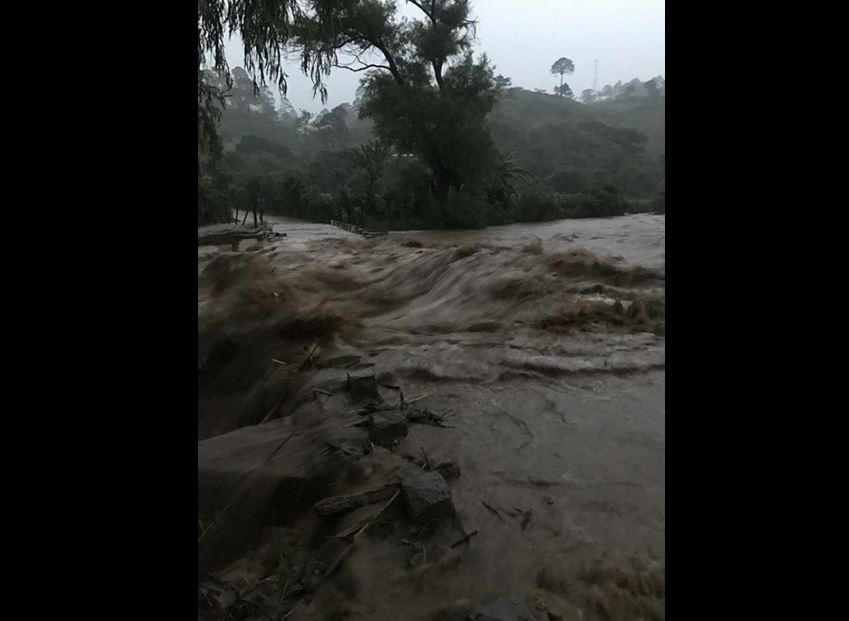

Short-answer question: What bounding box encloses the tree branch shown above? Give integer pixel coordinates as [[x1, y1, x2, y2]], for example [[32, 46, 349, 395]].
[[371, 39, 407, 90], [334, 45, 393, 74], [336, 63, 391, 73], [407, 0, 435, 24]]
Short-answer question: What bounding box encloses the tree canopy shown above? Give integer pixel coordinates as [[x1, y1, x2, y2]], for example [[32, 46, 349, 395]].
[[293, 0, 503, 211]]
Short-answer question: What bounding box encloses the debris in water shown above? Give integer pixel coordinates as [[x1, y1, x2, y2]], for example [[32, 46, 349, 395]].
[[450, 529, 479, 548], [482, 500, 506, 522], [334, 490, 400, 539], [404, 406, 453, 428], [313, 483, 399, 516]]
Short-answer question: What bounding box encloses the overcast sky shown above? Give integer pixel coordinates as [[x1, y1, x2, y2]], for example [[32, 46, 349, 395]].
[[223, 0, 665, 113]]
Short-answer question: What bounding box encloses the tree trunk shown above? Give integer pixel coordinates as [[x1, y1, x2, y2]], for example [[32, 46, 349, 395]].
[[253, 209, 258, 228], [242, 210, 249, 226], [432, 167, 450, 202]]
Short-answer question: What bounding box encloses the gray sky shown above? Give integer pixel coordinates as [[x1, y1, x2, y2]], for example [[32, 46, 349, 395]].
[[223, 0, 664, 113]]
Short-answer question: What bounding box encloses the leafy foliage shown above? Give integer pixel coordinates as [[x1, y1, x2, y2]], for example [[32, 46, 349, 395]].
[[294, 0, 502, 206], [550, 57, 575, 78], [554, 83, 574, 99]]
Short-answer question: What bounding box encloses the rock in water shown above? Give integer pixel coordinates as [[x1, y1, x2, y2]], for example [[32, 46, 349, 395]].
[[469, 594, 535, 621], [369, 410, 408, 447], [401, 471, 454, 523], [347, 368, 379, 400]]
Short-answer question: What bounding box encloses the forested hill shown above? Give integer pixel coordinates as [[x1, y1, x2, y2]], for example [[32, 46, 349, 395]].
[[200, 68, 664, 227]]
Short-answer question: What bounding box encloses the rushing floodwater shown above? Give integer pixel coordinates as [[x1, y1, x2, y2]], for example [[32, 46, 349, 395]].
[[198, 214, 665, 621]]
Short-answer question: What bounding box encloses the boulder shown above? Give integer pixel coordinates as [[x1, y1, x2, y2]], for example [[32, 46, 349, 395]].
[[347, 368, 379, 400], [401, 471, 454, 523], [369, 410, 408, 447]]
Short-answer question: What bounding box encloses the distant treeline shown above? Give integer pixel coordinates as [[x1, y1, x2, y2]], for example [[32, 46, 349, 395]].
[[198, 68, 664, 228]]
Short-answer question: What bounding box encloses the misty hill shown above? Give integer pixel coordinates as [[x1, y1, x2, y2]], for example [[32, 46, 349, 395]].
[[592, 93, 665, 159], [593, 76, 665, 101], [201, 69, 664, 227], [489, 87, 664, 197], [203, 68, 373, 155]]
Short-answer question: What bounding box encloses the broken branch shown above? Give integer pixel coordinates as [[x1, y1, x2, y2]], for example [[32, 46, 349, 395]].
[[450, 530, 479, 548], [481, 500, 505, 522], [313, 483, 399, 516], [334, 489, 400, 539]]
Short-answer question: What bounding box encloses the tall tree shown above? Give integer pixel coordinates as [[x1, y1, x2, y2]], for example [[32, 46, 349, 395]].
[[297, 0, 504, 205], [351, 139, 390, 212], [550, 57, 575, 96], [315, 104, 350, 150]]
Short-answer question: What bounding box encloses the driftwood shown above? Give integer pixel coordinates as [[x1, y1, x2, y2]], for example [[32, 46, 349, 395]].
[[450, 529, 479, 548], [313, 483, 399, 516], [334, 490, 400, 539], [481, 500, 506, 522], [323, 490, 400, 591], [404, 406, 453, 428], [313, 461, 460, 517], [404, 392, 432, 405]]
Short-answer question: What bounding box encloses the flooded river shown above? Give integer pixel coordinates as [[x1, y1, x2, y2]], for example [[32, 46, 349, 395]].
[[198, 214, 665, 621]]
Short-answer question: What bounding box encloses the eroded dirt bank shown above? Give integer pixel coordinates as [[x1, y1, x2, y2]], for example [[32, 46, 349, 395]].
[[198, 215, 665, 621]]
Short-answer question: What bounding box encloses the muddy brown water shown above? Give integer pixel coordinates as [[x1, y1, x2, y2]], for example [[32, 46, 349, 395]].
[[198, 214, 665, 621]]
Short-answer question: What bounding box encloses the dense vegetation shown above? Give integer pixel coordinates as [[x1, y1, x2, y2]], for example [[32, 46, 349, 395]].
[[197, 1, 665, 228]]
